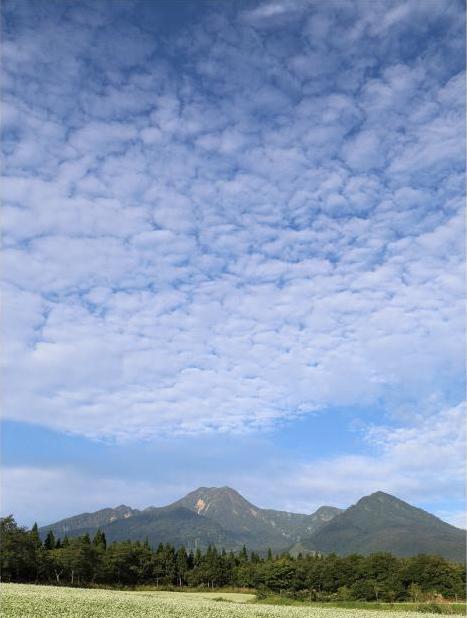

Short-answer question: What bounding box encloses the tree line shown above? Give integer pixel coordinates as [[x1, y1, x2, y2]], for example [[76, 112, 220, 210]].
[[1, 516, 465, 602]]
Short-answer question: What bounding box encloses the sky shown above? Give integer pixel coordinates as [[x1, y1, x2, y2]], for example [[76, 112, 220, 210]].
[[1, 0, 465, 529]]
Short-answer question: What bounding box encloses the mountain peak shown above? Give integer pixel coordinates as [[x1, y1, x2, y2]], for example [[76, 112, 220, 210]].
[[184, 486, 248, 500], [358, 491, 399, 505], [193, 485, 241, 495], [355, 491, 426, 514], [175, 486, 254, 516], [366, 491, 397, 500], [309, 505, 343, 521]]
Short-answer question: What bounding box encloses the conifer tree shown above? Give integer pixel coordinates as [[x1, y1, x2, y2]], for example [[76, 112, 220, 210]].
[[239, 545, 248, 562], [92, 529, 107, 550], [30, 522, 42, 549], [44, 530, 56, 550]]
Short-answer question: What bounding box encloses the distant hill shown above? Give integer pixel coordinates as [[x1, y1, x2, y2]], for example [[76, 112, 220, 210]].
[[300, 491, 466, 563], [38, 504, 137, 539], [39, 488, 465, 561]]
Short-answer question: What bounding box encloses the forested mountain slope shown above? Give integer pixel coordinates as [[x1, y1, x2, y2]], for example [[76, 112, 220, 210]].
[[301, 491, 465, 562]]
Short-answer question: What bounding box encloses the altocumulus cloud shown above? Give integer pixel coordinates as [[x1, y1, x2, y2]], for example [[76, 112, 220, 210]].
[[1, 0, 465, 452]]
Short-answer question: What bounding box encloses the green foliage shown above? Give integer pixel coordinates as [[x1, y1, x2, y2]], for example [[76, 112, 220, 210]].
[[417, 604, 444, 614], [0, 516, 37, 582], [0, 514, 465, 606]]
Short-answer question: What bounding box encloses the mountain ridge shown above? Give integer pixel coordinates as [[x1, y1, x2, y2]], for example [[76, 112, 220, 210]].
[[39, 487, 465, 561]]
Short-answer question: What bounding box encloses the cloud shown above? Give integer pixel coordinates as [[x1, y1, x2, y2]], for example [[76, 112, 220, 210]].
[[1, 0, 464, 448], [341, 130, 386, 171], [298, 403, 466, 506], [240, 0, 303, 25], [3, 403, 464, 527]]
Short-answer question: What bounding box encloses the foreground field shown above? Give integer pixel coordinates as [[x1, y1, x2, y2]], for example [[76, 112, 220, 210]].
[[0, 584, 456, 618]]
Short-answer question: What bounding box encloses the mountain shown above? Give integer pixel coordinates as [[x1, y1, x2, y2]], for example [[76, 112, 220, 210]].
[[39, 488, 465, 561], [300, 491, 466, 563], [172, 486, 338, 540], [39, 486, 340, 552], [39, 502, 243, 551], [38, 505, 137, 539]]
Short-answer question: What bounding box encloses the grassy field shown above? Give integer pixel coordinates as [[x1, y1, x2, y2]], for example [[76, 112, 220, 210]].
[[1, 584, 463, 618]]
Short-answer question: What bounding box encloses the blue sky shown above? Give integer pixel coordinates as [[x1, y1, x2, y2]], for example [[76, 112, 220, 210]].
[[1, 0, 465, 528]]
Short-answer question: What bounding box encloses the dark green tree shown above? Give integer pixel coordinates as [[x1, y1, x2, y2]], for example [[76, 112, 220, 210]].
[[44, 530, 56, 551]]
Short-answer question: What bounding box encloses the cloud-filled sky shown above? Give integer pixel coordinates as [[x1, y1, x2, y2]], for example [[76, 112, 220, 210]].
[[1, 0, 465, 527]]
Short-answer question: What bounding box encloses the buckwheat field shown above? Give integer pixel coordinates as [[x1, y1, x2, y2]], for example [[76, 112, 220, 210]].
[[1, 584, 447, 618]]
